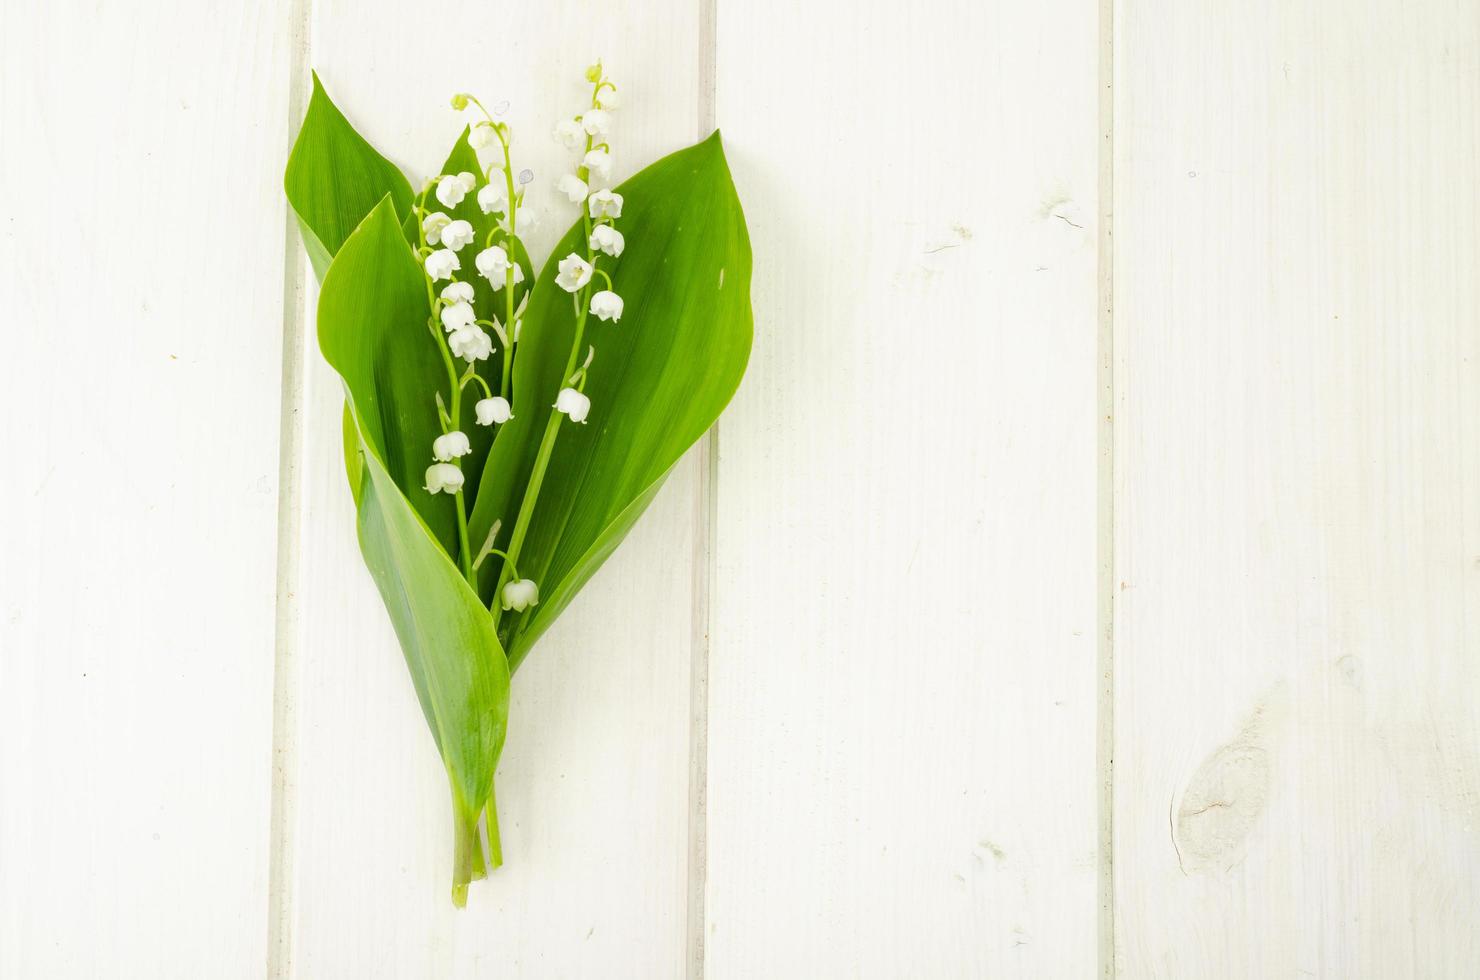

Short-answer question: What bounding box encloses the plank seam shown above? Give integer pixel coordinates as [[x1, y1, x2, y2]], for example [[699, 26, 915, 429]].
[[1095, 0, 1117, 972], [266, 0, 315, 974], [686, 0, 718, 974]]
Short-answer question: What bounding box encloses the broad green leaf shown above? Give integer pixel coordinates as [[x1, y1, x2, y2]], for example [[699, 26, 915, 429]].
[[467, 132, 752, 668], [285, 74, 415, 503], [316, 198, 458, 556], [318, 197, 510, 902], [285, 73, 414, 282]]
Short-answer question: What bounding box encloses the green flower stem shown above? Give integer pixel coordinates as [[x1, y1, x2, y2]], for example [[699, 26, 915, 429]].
[[489, 289, 594, 638], [501, 144, 518, 403], [485, 781, 503, 870], [450, 804, 482, 908], [487, 88, 608, 640], [416, 183, 477, 585], [471, 100, 521, 406]]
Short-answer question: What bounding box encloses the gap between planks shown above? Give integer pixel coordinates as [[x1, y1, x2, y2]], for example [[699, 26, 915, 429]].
[[1095, 0, 1112, 977], [1095, 0, 1117, 973], [686, 0, 719, 975], [267, 0, 315, 974]]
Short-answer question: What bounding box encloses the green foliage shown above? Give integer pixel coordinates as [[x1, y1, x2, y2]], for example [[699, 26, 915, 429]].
[[467, 134, 752, 667], [318, 200, 510, 905], [284, 77, 751, 904], [284, 73, 414, 281]]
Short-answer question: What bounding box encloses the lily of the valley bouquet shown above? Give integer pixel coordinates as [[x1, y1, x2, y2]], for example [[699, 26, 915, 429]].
[[284, 64, 751, 905]]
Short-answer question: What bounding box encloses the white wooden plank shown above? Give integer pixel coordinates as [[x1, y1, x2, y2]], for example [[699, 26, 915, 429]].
[[274, 3, 708, 975], [706, 1, 1105, 975], [0, 1, 294, 976], [1112, 0, 1480, 975]]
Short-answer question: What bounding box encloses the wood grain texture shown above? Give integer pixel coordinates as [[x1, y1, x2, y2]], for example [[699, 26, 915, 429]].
[[705, 1, 1105, 975], [1111, 0, 1480, 975], [272, 2, 709, 976], [0, 1, 293, 976]]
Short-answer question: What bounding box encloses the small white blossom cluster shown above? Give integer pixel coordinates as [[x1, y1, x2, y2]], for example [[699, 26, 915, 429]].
[[549, 62, 625, 426], [414, 71, 629, 617]]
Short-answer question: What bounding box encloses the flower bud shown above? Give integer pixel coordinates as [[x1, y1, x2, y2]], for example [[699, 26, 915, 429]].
[[476, 245, 511, 282], [424, 249, 460, 281], [432, 430, 472, 462], [589, 224, 624, 257], [450, 93, 470, 110], [581, 109, 611, 138], [424, 462, 465, 494], [587, 189, 623, 219], [585, 62, 604, 83], [422, 211, 451, 245], [475, 396, 513, 426], [553, 119, 585, 149], [440, 282, 475, 306], [589, 290, 623, 322], [435, 175, 468, 209], [448, 326, 492, 362], [555, 386, 591, 423], [582, 148, 612, 182], [440, 301, 476, 333], [556, 174, 589, 204], [469, 123, 497, 150], [477, 182, 508, 215], [440, 219, 475, 251], [501, 578, 540, 611]]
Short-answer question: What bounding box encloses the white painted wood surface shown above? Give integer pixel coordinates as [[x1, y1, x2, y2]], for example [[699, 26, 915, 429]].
[[3, 0, 1478, 976], [0, 1, 291, 976], [1111, 0, 1480, 976], [703, 0, 1104, 976]]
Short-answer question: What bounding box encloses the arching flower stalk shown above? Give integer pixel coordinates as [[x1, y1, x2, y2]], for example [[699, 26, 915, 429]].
[[488, 62, 624, 639]]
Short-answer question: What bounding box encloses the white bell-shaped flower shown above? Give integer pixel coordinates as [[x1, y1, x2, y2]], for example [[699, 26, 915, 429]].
[[514, 205, 539, 233], [440, 282, 475, 305], [440, 219, 475, 251], [581, 109, 611, 137], [475, 245, 511, 282], [589, 290, 623, 322], [432, 430, 472, 461], [425, 249, 460, 281], [553, 119, 585, 149], [422, 211, 451, 245], [555, 253, 593, 293], [477, 182, 508, 215], [553, 253, 592, 291], [475, 396, 513, 426], [435, 175, 469, 208], [447, 325, 492, 362], [600, 88, 621, 110], [589, 225, 625, 257], [500, 578, 539, 611], [556, 174, 589, 204], [424, 462, 465, 495], [583, 148, 612, 182], [555, 386, 591, 423], [456, 171, 477, 192], [440, 300, 476, 333], [493, 263, 525, 291], [469, 123, 497, 150], [588, 189, 623, 219]]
